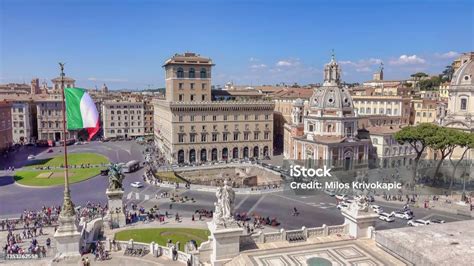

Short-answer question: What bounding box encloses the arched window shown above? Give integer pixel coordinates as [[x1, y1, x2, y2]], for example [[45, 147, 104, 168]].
[[200, 68, 207, 78], [189, 68, 195, 78], [366, 107, 371, 114], [386, 108, 392, 115], [460, 98, 467, 110], [177, 67, 184, 78]]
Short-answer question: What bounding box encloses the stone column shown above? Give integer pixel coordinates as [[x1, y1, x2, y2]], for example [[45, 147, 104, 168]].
[[207, 221, 243, 266], [341, 202, 378, 239], [105, 189, 126, 228]]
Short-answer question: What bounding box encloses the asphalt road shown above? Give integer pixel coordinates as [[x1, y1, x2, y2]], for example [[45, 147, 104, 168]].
[[0, 141, 471, 232]]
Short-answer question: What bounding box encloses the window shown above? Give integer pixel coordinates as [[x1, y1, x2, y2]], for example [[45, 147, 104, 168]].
[[190, 94, 195, 101], [178, 134, 184, 143], [189, 68, 195, 78], [202, 95, 206, 101], [179, 83, 183, 89], [179, 94, 184, 101], [190, 115, 195, 122], [254, 132, 259, 140], [223, 133, 228, 141], [224, 115, 227, 121], [254, 114, 258, 120], [190, 134, 195, 142], [212, 133, 218, 142], [202, 83, 206, 90], [265, 114, 269, 120], [379, 108, 384, 114], [213, 115, 217, 121], [244, 132, 249, 140], [190, 83, 194, 90], [201, 134, 207, 142], [177, 67, 184, 78], [179, 116, 183, 122], [245, 114, 249, 120], [264, 132, 269, 139], [461, 98, 467, 110], [233, 133, 239, 141], [202, 115, 206, 121], [200, 68, 207, 78], [234, 115, 238, 120], [416, 112, 420, 117]]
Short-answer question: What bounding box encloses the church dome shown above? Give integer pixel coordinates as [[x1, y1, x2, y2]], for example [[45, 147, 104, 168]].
[[451, 57, 473, 86], [310, 85, 354, 110], [309, 54, 354, 112]]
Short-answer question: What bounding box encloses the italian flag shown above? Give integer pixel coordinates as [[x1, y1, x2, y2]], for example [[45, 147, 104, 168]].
[[65, 88, 100, 141]]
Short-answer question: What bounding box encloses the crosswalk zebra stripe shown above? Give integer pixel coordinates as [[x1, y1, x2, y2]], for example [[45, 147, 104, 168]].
[[144, 194, 150, 200], [126, 192, 133, 200], [135, 193, 140, 200]]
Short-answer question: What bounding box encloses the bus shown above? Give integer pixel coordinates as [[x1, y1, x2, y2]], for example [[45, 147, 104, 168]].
[[122, 160, 140, 173]]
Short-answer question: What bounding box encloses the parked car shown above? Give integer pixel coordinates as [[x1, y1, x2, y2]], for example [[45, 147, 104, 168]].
[[337, 202, 349, 210], [391, 211, 413, 220], [47, 148, 54, 153], [336, 195, 348, 201], [430, 219, 445, 224], [379, 212, 395, 222], [408, 219, 430, 226], [370, 205, 383, 214], [27, 155, 35, 160], [130, 182, 143, 188]]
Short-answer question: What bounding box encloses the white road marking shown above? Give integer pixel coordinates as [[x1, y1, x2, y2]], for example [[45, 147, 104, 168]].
[[126, 192, 133, 200], [248, 195, 267, 214], [135, 192, 140, 200], [144, 194, 150, 200], [235, 194, 250, 210]]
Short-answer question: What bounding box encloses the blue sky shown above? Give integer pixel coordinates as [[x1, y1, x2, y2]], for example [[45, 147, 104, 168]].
[[0, 0, 472, 90]]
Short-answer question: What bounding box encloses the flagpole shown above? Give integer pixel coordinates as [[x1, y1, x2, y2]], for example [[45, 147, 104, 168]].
[[59, 62, 75, 217]]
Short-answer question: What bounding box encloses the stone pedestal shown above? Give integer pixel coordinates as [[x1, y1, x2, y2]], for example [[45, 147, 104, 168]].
[[54, 214, 82, 258], [207, 221, 243, 266], [341, 206, 379, 239], [105, 189, 126, 228]]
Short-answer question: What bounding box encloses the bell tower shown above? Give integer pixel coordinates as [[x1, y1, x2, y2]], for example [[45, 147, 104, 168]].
[[323, 50, 341, 86]]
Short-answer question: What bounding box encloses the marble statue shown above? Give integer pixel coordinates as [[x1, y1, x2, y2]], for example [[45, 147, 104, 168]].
[[108, 163, 125, 190], [213, 180, 235, 224]]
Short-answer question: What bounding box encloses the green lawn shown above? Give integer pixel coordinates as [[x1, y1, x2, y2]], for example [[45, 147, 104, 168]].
[[25, 153, 109, 168], [114, 228, 210, 251], [14, 168, 102, 186], [155, 171, 186, 183], [15, 153, 110, 186]]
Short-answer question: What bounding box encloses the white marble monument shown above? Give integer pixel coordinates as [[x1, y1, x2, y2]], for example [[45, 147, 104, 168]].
[[207, 180, 243, 266], [341, 195, 379, 238], [104, 163, 126, 228]]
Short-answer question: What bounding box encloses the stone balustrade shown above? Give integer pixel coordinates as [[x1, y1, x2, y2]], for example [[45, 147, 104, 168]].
[[241, 223, 348, 245], [113, 239, 193, 264]]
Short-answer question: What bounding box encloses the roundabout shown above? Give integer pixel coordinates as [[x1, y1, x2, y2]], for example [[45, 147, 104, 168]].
[[14, 153, 109, 187]]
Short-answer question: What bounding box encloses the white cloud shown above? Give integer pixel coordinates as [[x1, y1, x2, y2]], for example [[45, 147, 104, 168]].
[[250, 64, 267, 69], [276, 58, 301, 67], [87, 77, 128, 82], [339, 58, 382, 73], [389, 55, 426, 65], [435, 51, 460, 59], [249, 57, 259, 62]]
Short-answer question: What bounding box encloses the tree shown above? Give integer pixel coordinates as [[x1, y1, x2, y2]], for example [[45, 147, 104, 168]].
[[442, 65, 455, 82], [426, 127, 459, 185], [394, 123, 439, 185], [448, 132, 474, 190]]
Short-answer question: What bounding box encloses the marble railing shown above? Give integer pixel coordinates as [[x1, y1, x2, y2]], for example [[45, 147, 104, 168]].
[[246, 223, 348, 244], [113, 239, 192, 264]]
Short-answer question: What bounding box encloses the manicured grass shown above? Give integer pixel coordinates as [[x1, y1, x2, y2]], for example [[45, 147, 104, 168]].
[[14, 168, 102, 186], [155, 171, 185, 183], [25, 153, 109, 168], [114, 228, 210, 251]]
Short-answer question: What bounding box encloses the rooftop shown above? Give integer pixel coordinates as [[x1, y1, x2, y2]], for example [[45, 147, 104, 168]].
[[163, 52, 214, 67], [376, 220, 474, 265]]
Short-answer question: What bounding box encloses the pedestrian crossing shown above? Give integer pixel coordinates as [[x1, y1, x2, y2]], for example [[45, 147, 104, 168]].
[[308, 202, 337, 209], [125, 192, 156, 202]]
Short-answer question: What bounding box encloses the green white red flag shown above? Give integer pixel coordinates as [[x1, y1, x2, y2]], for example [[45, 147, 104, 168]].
[[65, 88, 100, 141]]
